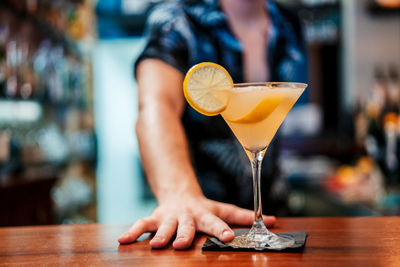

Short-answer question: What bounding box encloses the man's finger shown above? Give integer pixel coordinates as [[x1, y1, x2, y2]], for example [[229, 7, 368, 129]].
[[150, 216, 178, 248], [196, 213, 235, 242], [262, 215, 276, 227], [217, 203, 277, 227], [118, 218, 157, 244], [173, 214, 196, 250]]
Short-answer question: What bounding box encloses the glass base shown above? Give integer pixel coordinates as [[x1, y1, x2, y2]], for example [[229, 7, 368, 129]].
[[226, 220, 295, 250]]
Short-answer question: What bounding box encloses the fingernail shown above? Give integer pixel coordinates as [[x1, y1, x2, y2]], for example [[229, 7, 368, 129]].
[[119, 233, 128, 239], [222, 230, 232, 238], [151, 236, 164, 242], [176, 236, 186, 241]]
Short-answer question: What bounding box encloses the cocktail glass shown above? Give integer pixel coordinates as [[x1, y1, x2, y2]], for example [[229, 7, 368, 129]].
[[220, 82, 307, 250]]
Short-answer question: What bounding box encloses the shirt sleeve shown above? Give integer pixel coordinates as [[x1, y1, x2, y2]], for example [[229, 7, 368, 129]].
[[134, 4, 190, 76]]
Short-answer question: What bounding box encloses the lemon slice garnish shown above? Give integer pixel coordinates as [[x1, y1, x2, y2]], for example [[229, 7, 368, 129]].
[[230, 96, 284, 124], [183, 62, 233, 116]]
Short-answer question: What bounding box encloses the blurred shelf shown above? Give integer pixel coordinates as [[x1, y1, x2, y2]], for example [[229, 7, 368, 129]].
[[0, 0, 96, 226], [1, 2, 84, 59], [289, 181, 380, 216], [0, 100, 42, 124], [281, 134, 360, 160]]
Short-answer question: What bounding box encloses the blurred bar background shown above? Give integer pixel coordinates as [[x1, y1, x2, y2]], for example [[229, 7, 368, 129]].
[[0, 0, 399, 226]]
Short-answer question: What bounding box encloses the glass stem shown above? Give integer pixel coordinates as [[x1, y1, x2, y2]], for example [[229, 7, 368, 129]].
[[249, 149, 265, 223]]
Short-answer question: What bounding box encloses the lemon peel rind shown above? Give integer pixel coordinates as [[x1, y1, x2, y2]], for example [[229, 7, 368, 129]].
[[183, 62, 233, 116]]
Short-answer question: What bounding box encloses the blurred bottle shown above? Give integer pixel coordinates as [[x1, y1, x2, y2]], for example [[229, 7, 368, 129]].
[[5, 40, 19, 98], [361, 65, 400, 186], [365, 66, 386, 160], [353, 98, 368, 153], [32, 40, 51, 101], [371, 66, 387, 114], [383, 113, 399, 185], [18, 22, 37, 100], [0, 9, 8, 97], [387, 65, 400, 110]]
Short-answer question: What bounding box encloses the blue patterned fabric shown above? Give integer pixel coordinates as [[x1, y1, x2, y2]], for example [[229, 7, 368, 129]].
[[135, 0, 307, 214]]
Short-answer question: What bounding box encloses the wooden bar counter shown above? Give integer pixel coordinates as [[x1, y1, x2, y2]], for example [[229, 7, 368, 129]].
[[1, 217, 399, 266]]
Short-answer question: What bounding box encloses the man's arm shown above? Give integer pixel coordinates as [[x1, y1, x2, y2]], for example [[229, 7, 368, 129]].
[[118, 59, 276, 249], [134, 59, 202, 204]]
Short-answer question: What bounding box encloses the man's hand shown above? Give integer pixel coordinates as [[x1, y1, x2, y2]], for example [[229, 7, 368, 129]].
[[118, 195, 276, 249], [124, 59, 276, 249]]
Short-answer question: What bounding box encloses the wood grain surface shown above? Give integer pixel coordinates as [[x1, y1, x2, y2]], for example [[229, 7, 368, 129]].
[[1, 217, 399, 266]]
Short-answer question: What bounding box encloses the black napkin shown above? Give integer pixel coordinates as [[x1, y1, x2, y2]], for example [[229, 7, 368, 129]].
[[202, 229, 307, 252]]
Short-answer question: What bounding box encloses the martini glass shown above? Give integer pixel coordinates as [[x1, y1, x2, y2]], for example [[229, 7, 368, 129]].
[[220, 82, 307, 250]]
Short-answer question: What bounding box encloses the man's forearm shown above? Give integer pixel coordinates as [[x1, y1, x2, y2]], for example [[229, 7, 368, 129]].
[[136, 102, 203, 203]]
